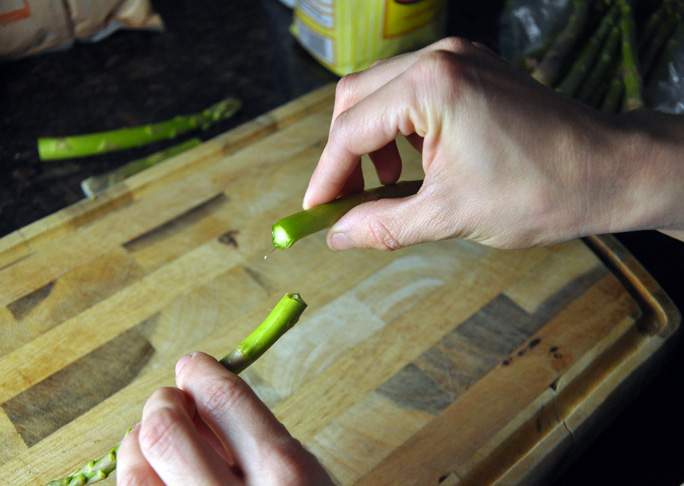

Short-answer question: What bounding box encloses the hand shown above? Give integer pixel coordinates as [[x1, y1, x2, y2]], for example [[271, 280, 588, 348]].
[[303, 37, 684, 250], [117, 352, 333, 486]]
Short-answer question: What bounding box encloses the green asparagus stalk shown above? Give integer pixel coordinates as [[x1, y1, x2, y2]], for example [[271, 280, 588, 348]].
[[38, 98, 241, 161], [578, 27, 622, 106], [46, 439, 125, 486], [272, 180, 423, 250], [81, 138, 202, 198], [556, 3, 620, 96], [219, 293, 307, 373], [639, 2, 665, 53], [512, 33, 560, 73], [618, 0, 644, 111], [639, 9, 680, 78], [45, 293, 306, 486], [638, 0, 682, 56], [531, 0, 593, 86], [643, 21, 684, 92], [601, 76, 625, 113]]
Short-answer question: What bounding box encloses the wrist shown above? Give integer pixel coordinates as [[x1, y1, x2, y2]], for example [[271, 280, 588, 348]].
[[597, 110, 684, 236]]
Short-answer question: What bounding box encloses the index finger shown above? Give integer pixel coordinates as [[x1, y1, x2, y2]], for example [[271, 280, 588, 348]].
[[138, 387, 238, 486], [175, 353, 307, 481], [329, 50, 418, 135], [303, 66, 426, 209]]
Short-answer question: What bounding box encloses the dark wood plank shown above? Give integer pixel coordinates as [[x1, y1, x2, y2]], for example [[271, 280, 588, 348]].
[[1, 320, 156, 447]]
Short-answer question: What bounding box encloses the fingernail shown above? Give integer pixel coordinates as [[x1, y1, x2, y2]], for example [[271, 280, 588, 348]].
[[302, 194, 312, 210], [175, 354, 193, 375], [122, 423, 140, 445], [330, 232, 357, 251]]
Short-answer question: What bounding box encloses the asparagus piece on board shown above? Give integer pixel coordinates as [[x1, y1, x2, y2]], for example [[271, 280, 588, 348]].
[[38, 98, 240, 160], [81, 138, 202, 198]]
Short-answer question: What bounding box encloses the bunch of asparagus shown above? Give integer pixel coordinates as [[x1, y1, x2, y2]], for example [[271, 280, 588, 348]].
[[515, 0, 683, 113]]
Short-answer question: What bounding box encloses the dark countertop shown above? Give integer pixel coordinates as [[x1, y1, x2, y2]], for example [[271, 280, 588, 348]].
[[2, 1, 683, 484]]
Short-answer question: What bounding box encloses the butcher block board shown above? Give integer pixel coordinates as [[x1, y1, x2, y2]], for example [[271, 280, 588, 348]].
[[0, 84, 680, 486]]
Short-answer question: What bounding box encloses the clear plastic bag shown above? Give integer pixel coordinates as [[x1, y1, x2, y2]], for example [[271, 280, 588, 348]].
[[645, 34, 684, 114], [498, 0, 573, 61]]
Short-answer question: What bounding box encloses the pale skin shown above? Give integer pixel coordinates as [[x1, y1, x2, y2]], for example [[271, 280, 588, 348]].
[[303, 37, 684, 250], [117, 38, 684, 485], [117, 352, 333, 486]]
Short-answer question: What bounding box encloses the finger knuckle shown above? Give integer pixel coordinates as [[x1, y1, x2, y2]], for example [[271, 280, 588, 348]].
[[334, 72, 361, 110], [201, 375, 249, 421], [431, 36, 474, 54], [150, 386, 184, 404], [262, 439, 318, 485], [369, 56, 390, 69], [411, 50, 468, 88], [139, 406, 183, 460], [328, 107, 354, 146], [367, 217, 403, 251]]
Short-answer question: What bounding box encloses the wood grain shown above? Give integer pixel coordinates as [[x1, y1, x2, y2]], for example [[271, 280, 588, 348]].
[[356, 273, 639, 485], [0, 84, 678, 486], [3, 325, 154, 447], [0, 85, 336, 271]]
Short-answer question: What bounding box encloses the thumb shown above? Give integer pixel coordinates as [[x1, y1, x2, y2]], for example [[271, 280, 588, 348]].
[[326, 190, 453, 251]]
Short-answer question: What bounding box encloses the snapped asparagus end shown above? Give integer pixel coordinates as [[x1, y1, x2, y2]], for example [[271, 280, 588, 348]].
[[219, 293, 307, 374], [272, 223, 295, 250], [271, 180, 422, 250]]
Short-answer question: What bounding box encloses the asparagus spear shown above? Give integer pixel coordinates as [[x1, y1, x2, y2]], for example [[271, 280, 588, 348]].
[[643, 20, 684, 99], [531, 0, 593, 86], [618, 0, 644, 111], [45, 293, 307, 486], [639, 0, 682, 56], [556, 3, 620, 96], [600, 76, 625, 112], [640, 8, 681, 78], [512, 33, 560, 73], [639, 0, 668, 54], [219, 293, 307, 373], [46, 440, 124, 486], [646, 18, 684, 107], [81, 138, 202, 198], [272, 180, 423, 250], [38, 98, 241, 161], [578, 27, 622, 107]]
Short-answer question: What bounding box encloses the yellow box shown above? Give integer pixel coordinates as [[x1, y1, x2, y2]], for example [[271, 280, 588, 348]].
[[291, 0, 446, 76]]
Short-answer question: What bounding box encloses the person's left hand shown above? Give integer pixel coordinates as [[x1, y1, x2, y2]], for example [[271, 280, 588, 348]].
[[116, 352, 333, 486]]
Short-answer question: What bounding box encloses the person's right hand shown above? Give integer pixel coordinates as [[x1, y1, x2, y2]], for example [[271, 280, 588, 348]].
[[117, 352, 333, 486], [303, 38, 684, 250]]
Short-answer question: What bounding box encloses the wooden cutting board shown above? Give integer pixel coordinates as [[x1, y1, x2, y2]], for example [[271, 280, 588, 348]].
[[0, 84, 680, 486]]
